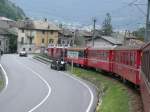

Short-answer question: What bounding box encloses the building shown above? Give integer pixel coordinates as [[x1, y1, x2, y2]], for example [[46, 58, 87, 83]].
[[0, 29, 10, 53], [0, 17, 17, 53], [58, 29, 92, 47], [124, 35, 145, 47], [58, 29, 75, 47], [86, 30, 122, 47], [17, 19, 60, 53], [86, 35, 122, 47]]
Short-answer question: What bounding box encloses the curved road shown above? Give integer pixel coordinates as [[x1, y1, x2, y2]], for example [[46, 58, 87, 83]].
[[0, 54, 97, 112]]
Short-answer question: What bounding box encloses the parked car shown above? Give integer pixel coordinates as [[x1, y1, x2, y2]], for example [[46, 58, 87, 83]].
[[51, 59, 66, 71], [19, 51, 28, 57]]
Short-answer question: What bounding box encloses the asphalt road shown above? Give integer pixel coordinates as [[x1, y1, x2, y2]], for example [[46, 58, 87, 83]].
[[0, 54, 98, 112]]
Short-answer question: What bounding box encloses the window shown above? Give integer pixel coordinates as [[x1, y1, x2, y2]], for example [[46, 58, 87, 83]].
[[130, 52, 135, 66], [42, 31, 45, 34], [6, 40, 8, 45], [50, 31, 53, 35], [29, 48, 32, 51], [22, 29, 24, 33], [29, 38, 32, 45], [79, 51, 84, 57], [23, 48, 26, 51], [21, 37, 24, 44], [49, 39, 54, 44], [62, 40, 65, 44], [42, 38, 45, 43]]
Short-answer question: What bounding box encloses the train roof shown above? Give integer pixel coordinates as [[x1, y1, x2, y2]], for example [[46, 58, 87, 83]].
[[48, 46, 69, 49], [87, 46, 116, 50], [67, 47, 87, 51], [114, 45, 144, 50]]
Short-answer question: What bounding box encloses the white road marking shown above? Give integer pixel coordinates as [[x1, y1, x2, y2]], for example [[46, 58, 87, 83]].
[[60, 72, 94, 112], [0, 64, 8, 91], [19, 56, 94, 112], [16, 61, 52, 112]]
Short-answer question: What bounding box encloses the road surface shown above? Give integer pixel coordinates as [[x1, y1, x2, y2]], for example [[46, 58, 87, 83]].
[[0, 54, 98, 112]]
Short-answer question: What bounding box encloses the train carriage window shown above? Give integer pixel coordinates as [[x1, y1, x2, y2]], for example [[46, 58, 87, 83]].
[[148, 51, 150, 83], [119, 52, 121, 63], [79, 50, 84, 57], [115, 52, 119, 62], [120, 52, 123, 64], [128, 53, 130, 65], [125, 52, 128, 65], [88, 50, 96, 58], [130, 52, 135, 66]]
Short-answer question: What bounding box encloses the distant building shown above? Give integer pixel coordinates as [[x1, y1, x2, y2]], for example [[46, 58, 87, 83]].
[[58, 29, 74, 47], [17, 19, 60, 53], [86, 30, 122, 47], [58, 29, 92, 47], [86, 35, 122, 47], [124, 35, 145, 47]]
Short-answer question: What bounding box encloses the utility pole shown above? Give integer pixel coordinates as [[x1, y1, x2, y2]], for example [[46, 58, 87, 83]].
[[92, 18, 96, 47], [145, 0, 150, 42]]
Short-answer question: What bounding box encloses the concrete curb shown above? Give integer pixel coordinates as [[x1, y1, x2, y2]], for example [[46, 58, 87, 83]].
[[33, 56, 52, 63]]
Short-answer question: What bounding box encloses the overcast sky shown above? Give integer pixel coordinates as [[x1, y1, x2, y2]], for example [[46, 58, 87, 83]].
[[11, 0, 146, 30]]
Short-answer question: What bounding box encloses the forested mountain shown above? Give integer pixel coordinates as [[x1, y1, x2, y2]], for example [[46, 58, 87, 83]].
[[0, 0, 25, 20]]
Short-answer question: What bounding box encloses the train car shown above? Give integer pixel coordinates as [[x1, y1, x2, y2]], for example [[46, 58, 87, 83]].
[[66, 48, 88, 66], [140, 43, 150, 112], [47, 47, 54, 59], [112, 46, 141, 85], [53, 47, 66, 60], [87, 48, 113, 72]]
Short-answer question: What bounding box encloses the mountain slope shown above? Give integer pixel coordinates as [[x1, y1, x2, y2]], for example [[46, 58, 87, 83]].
[[0, 0, 25, 20]]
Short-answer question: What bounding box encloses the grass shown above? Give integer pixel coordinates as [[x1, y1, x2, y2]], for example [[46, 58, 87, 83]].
[[67, 66, 130, 112], [0, 79, 4, 92]]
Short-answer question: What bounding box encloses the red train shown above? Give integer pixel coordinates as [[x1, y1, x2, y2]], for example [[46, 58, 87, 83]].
[[140, 43, 150, 112], [47, 44, 150, 112]]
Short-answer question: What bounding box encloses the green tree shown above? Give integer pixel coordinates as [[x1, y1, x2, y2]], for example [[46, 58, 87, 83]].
[[9, 35, 17, 53], [0, 0, 25, 20], [133, 27, 145, 41], [102, 13, 113, 36]]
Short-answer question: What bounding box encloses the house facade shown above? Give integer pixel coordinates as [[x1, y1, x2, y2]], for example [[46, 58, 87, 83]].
[[0, 29, 9, 53], [58, 29, 74, 47], [86, 31, 122, 48], [58, 29, 92, 47], [17, 20, 60, 53], [0, 17, 17, 53]]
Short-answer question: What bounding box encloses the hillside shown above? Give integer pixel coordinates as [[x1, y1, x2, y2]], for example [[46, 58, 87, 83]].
[[0, 0, 25, 20]]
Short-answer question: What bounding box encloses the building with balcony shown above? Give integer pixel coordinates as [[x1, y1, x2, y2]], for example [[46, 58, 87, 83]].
[[17, 19, 60, 53]]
